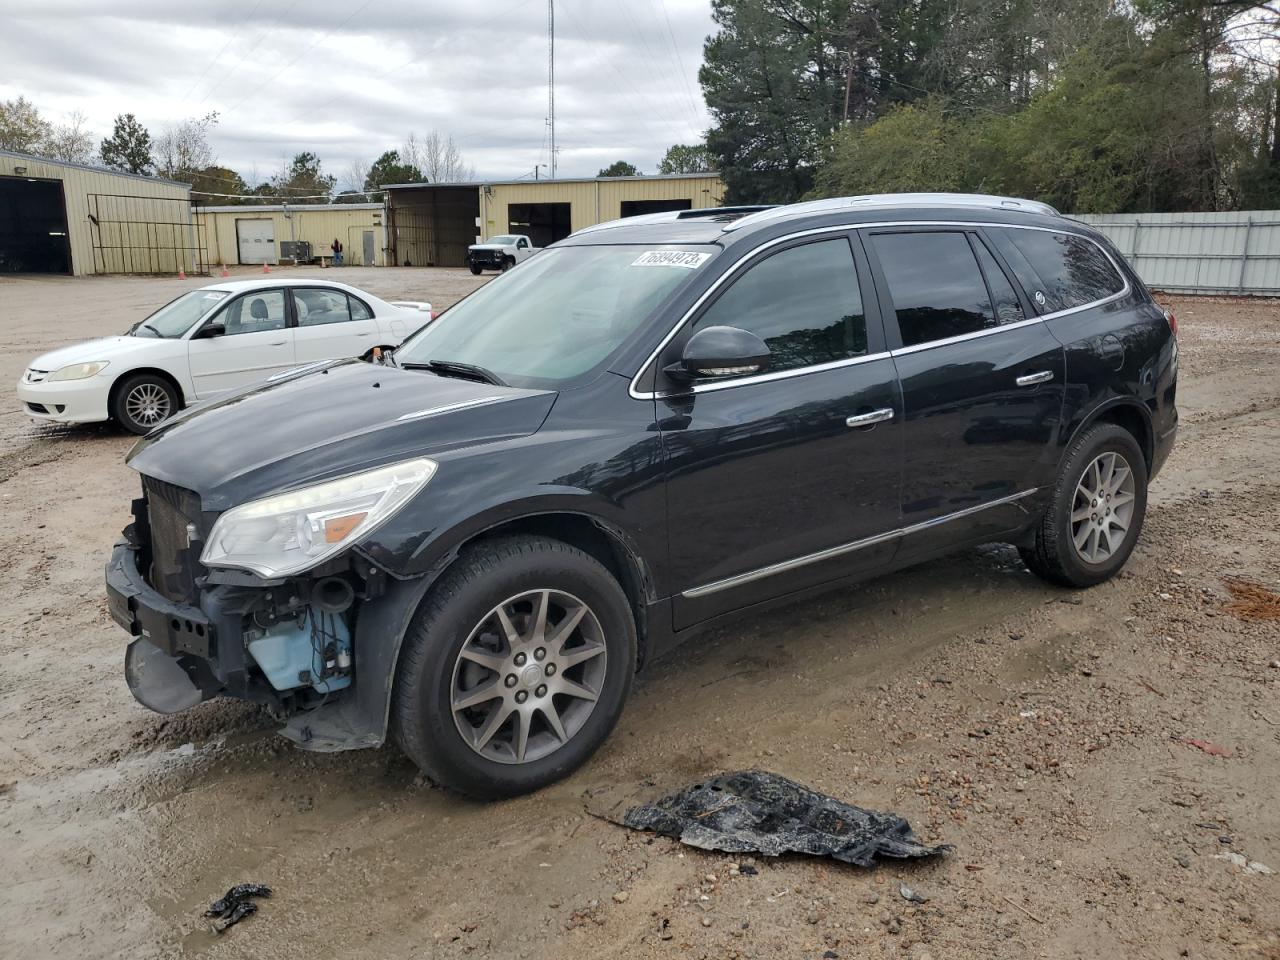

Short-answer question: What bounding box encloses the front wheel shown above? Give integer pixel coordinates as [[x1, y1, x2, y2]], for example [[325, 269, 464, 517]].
[[392, 536, 636, 799], [500, 257, 513, 272], [112, 373, 179, 435], [469, 263, 482, 275], [1020, 422, 1148, 588]]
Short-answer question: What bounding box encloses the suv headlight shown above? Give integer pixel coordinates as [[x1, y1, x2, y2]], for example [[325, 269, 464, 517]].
[[201, 458, 437, 577], [49, 361, 109, 381]]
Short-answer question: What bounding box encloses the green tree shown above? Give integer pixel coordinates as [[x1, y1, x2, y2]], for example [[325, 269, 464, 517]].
[[188, 165, 248, 202], [657, 143, 716, 174], [598, 160, 641, 177], [271, 151, 336, 203], [99, 113, 153, 174], [364, 149, 423, 190], [0, 96, 52, 153]]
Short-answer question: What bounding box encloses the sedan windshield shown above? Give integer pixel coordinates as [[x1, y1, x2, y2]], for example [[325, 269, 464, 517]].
[[395, 245, 714, 388], [134, 289, 229, 338]]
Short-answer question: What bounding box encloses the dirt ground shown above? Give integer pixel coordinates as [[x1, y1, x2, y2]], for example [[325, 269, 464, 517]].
[[1, 267, 1278, 960]]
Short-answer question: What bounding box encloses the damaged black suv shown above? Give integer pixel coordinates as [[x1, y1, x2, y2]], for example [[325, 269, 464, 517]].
[[107, 194, 1177, 799]]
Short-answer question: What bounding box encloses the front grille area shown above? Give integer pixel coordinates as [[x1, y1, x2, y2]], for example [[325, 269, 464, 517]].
[[142, 475, 204, 604]]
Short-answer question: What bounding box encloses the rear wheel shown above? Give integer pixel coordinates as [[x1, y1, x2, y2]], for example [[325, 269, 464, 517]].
[[393, 536, 636, 799], [1020, 423, 1148, 587], [112, 373, 179, 435]]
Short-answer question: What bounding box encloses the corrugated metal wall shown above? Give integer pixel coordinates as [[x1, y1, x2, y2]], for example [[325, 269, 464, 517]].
[[1, 151, 192, 275], [199, 203, 387, 266], [482, 174, 725, 236], [1075, 211, 1280, 295]]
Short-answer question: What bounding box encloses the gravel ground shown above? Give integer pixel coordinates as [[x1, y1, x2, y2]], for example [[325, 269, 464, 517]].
[[0, 269, 1277, 959]]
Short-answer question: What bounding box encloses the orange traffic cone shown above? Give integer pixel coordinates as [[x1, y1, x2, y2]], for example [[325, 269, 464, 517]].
[[178, 266, 186, 280], [220, 264, 230, 278], [262, 262, 270, 274]]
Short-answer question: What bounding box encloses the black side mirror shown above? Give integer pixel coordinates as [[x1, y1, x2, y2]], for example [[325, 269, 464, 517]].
[[665, 325, 771, 382], [194, 322, 225, 339]]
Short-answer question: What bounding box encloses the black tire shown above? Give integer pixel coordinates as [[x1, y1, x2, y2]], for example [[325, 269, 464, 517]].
[[1020, 422, 1148, 588], [469, 263, 482, 275], [392, 536, 636, 799], [112, 372, 180, 435], [500, 257, 513, 272]]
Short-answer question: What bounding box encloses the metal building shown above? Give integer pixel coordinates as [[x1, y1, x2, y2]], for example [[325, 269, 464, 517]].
[[198, 202, 387, 267], [383, 173, 725, 268], [1, 149, 195, 275]]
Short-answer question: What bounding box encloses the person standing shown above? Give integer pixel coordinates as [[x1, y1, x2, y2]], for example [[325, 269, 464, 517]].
[[331, 238, 344, 266]]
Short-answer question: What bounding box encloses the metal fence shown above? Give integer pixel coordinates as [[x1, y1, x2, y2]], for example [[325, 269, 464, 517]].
[[88, 193, 209, 275], [1074, 211, 1280, 296]]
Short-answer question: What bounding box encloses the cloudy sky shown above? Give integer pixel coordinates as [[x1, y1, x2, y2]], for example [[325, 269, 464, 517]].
[[1, 0, 714, 187]]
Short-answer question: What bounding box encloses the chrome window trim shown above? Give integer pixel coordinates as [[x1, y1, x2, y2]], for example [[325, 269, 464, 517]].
[[629, 220, 1130, 400], [681, 488, 1039, 599]]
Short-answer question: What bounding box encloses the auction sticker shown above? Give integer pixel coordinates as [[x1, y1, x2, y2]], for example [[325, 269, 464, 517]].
[[631, 250, 712, 269]]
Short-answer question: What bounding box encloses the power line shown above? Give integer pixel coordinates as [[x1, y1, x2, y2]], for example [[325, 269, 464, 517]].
[[179, 0, 266, 102]]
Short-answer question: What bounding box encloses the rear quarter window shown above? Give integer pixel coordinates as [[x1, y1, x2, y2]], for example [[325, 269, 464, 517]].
[[993, 228, 1124, 312]]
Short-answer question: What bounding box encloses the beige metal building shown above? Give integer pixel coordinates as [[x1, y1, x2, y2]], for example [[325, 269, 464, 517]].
[[383, 173, 725, 268], [1, 149, 194, 275], [198, 202, 387, 267]]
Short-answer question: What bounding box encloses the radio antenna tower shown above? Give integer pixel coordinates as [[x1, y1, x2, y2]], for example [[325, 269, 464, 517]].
[[548, 0, 556, 178]]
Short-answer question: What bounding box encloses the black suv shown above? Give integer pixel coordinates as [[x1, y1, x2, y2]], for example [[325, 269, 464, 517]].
[[107, 193, 1177, 798]]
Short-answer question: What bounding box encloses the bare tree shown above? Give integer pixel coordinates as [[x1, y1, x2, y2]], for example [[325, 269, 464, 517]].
[[344, 156, 371, 194], [403, 129, 476, 182], [153, 112, 219, 180], [42, 111, 95, 164]]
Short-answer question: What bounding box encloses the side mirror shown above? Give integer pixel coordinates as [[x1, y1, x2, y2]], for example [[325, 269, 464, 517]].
[[194, 322, 225, 339], [665, 325, 771, 382]]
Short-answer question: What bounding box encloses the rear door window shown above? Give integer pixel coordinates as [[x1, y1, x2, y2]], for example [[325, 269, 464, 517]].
[[992, 229, 1124, 312], [868, 231, 995, 347], [693, 237, 868, 372], [293, 288, 353, 327]]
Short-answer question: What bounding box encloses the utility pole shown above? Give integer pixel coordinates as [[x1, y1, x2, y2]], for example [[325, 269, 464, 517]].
[[548, 0, 556, 178]]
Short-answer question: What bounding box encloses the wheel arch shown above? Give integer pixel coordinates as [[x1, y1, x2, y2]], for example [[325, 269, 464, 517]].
[[107, 366, 188, 415], [1064, 398, 1153, 471]]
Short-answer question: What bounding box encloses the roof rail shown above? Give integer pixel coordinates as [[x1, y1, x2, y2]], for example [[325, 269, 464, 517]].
[[571, 205, 773, 237], [721, 193, 1060, 232]]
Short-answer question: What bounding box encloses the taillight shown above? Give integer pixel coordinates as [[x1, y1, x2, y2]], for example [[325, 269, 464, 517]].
[[1163, 306, 1178, 338]]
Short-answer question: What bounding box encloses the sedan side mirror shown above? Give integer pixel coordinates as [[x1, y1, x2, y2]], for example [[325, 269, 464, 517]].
[[194, 322, 225, 339], [665, 325, 771, 382]]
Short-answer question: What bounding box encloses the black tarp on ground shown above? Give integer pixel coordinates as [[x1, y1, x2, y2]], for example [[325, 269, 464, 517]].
[[621, 770, 951, 867]]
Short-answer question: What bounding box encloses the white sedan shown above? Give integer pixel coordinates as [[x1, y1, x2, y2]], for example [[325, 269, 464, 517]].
[[17, 278, 434, 435]]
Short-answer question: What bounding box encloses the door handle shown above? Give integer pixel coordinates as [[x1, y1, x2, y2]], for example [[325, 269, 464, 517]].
[[1015, 371, 1054, 387], [846, 407, 895, 428], [269, 340, 287, 346]]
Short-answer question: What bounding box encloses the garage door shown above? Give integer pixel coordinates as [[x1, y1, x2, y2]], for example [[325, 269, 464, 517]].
[[236, 218, 276, 265], [0, 176, 71, 274]]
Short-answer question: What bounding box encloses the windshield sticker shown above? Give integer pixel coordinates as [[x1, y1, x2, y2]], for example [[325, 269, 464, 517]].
[[631, 250, 712, 269]]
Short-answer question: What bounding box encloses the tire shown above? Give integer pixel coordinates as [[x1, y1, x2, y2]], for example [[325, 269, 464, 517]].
[[392, 536, 636, 799], [500, 257, 513, 272], [112, 373, 179, 435], [469, 263, 482, 275], [1020, 422, 1148, 588]]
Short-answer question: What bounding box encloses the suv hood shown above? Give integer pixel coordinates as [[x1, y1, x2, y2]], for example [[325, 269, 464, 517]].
[[127, 360, 556, 510], [469, 243, 511, 251]]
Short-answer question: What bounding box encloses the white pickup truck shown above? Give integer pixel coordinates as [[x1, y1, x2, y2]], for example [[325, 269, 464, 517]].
[[466, 234, 537, 274]]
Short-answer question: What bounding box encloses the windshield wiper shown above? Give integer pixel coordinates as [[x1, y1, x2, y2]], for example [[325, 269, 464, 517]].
[[400, 359, 507, 386], [132, 321, 161, 337]]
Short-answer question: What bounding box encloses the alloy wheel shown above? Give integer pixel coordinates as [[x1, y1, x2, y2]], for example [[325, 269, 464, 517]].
[[125, 382, 171, 427], [450, 589, 608, 764], [1070, 451, 1136, 563]]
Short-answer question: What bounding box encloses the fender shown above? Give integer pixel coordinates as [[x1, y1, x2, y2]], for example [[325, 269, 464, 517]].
[[1057, 395, 1154, 471], [288, 499, 658, 752]]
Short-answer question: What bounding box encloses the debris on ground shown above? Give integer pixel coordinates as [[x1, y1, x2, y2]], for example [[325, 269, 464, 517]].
[[205, 883, 272, 932], [617, 770, 950, 866], [899, 882, 930, 903], [1223, 578, 1280, 620], [1179, 738, 1234, 758], [1215, 852, 1275, 876]]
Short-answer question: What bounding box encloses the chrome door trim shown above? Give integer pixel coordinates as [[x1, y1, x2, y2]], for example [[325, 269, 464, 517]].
[[846, 407, 894, 427], [680, 488, 1039, 599], [630, 221, 1129, 400]]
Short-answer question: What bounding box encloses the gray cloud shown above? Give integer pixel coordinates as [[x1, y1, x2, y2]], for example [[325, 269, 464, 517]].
[[1, 0, 713, 185]]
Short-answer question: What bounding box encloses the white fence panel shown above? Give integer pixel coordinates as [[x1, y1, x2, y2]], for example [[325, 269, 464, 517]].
[[1074, 211, 1280, 296]]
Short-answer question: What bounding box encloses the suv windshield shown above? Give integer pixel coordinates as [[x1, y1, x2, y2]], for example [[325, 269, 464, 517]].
[[134, 289, 229, 338], [395, 245, 714, 387]]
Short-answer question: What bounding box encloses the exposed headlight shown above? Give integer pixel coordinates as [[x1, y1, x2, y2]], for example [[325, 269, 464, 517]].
[[201, 458, 437, 577], [49, 361, 109, 381]]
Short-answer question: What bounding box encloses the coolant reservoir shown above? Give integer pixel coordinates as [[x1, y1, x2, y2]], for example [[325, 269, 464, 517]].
[[246, 611, 352, 694]]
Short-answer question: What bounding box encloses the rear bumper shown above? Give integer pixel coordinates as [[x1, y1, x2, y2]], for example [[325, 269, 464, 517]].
[[16, 376, 111, 424], [1151, 415, 1177, 480]]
